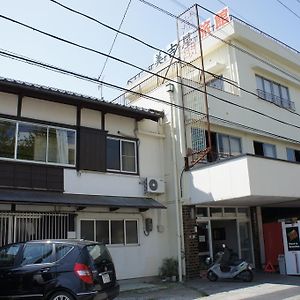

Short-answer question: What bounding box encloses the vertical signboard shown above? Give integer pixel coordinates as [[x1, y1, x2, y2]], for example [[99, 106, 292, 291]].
[[286, 226, 300, 251]]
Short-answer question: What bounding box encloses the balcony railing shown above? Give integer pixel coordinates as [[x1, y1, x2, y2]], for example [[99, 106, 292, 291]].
[[257, 89, 295, 111]]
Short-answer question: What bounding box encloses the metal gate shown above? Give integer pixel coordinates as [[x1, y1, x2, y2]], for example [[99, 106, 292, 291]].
[[0, 212, 70, 247]]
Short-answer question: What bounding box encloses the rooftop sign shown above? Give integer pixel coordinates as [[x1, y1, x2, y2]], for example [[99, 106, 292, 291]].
[[127, 7, 230, 85]]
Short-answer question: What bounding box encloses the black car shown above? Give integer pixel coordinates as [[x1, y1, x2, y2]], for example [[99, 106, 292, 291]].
[[0, 240, 119, 300]]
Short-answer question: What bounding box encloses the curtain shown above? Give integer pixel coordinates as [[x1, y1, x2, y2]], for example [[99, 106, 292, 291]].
[[56, 129, 69, 164]]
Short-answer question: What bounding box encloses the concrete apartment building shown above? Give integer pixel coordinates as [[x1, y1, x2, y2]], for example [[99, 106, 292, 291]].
[[124, 6, 300, 278], [0, 77, 171, 280]]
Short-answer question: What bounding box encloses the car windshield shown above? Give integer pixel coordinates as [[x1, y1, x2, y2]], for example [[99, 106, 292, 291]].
[[0, 244, 22, 267]]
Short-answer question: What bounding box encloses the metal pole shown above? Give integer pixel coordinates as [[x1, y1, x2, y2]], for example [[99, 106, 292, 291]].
[[195, 4, 212, 151]]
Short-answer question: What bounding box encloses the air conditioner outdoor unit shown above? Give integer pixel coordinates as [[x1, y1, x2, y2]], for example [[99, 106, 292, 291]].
[[145, 177, 165, 194]]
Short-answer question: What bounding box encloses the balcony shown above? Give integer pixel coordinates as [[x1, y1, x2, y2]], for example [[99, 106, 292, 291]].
[[185, 154, 300, 206]]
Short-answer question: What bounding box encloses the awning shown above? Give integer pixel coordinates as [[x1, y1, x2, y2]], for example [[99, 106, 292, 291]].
[[0, 189, 166, 211]]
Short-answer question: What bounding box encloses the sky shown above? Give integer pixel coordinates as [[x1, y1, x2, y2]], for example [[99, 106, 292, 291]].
[[0, 0, 299, 102]]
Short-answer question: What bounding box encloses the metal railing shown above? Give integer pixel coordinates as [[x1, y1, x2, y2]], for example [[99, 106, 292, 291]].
[[0, 212, 71, 246], [256, 89, 295, 111]]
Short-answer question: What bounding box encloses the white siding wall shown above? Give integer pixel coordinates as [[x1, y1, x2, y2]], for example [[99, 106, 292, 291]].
[[21, 97, 77, 125], [81, 108, 102, 129], [0, 92, 18, 116]]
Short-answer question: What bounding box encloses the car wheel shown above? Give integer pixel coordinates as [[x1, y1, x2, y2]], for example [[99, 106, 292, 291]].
[[207, 270, 218, 281], [48, 291, 74, 300]]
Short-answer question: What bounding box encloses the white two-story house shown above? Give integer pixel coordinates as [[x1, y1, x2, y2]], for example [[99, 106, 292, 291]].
[[0, 77, 170, 280]]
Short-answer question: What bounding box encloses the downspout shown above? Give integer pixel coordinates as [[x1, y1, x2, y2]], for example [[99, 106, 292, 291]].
[[167, 83, 183, 282]]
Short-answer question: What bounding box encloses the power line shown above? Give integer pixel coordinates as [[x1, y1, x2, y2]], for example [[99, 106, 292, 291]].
[[2, 12, 300, 130], [214, 0, 254, 24], [275, 0, 300, 20], [98, 0, 132, 80], [137, 0, 300, 83], [50, 0, 300, 120], [1, 48, 300, 145]]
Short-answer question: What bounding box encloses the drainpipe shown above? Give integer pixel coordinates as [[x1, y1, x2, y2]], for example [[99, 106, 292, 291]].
[[167, 83, 183, 282]]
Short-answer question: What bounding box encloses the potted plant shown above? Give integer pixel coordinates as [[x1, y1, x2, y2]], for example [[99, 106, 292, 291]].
[[159, 258, 178, 281]]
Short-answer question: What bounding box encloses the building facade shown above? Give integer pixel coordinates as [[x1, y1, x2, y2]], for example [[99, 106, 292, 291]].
[[0, 77, 171, 280], [124, 7, 300, 278]]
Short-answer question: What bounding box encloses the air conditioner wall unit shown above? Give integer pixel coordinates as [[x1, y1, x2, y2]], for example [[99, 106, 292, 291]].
[[145, 177, 165, 194]]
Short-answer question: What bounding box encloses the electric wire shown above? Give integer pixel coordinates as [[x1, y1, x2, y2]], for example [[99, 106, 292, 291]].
[[1, 48, 300, 146], [1, 12, 300, 131], [137, 0, 300, 83], [98, 0, 132, 80], [214, 0, 254, 24], [275, 0, 300, 20], [50, 0, 300, 121]]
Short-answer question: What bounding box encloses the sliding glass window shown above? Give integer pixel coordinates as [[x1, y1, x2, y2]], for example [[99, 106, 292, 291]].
[[0, 119, 16, 159], [0, 118, 75, 166]]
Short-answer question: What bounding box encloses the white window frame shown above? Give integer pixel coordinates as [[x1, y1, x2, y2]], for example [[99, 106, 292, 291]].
[[107, 137, 138, 174], [255, 75, 294, 110], [79, 219, 139, 246], [0, 117, 76, 167], [217, 133, 242, 157]]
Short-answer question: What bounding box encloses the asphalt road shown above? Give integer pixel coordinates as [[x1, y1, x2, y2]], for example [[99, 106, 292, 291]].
[[116, 272, 300, 300]]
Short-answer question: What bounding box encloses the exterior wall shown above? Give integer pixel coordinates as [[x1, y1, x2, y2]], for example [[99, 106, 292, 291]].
[[0, 92, 18, 116], [21, 97, 77, 125], [81, 108, 102, 129], [64, 169, 143, 197], [105, 113, 135, 136], [182, 205, 199, 278]]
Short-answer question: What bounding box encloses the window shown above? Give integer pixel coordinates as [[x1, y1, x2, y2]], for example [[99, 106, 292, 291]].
[[255, 75, 295, 111], [217, 134, 242, 157], [253, 141, 276, 158], [96, 220, 109, 244], [125, 220, 138, 244], [107, 137, 137, 173], [0, 120, 16, 159], [17, 123, 47, 162], [191, 127, 206, 152], [207, 75, 224, 90], [0, 243, 22, 267], [21, 243, 54, 265], [80, 219, 139, 246], [0, 118, 75, 166], [111, 221, 124, 244], [287, 148, 300, 162], [55, 244, 73, 261]]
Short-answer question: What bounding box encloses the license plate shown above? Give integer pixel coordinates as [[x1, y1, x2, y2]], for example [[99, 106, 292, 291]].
[[101, 273, 111, 284]]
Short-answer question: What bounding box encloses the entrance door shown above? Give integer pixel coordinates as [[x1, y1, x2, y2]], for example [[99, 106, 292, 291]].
[[238, 221, 253, 263], [197, 222, 211, 269]]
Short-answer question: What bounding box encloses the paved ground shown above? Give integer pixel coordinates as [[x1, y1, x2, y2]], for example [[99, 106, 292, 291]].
[[116, 272, 300, 300]]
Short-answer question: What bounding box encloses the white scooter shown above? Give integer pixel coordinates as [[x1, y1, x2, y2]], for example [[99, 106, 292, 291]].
[[206, 245, 253, 282]]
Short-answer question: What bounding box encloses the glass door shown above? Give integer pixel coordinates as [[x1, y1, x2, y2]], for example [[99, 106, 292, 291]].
[[238, 221, 253, 263], [197, 221, 211, 269]]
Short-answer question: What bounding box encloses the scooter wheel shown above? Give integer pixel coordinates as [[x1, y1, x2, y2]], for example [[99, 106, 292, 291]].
[[207, 270, 218, 281], [238, 270, 253, 282]]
